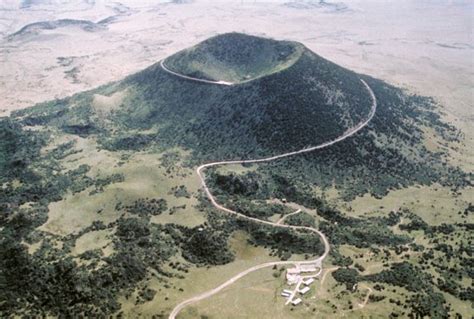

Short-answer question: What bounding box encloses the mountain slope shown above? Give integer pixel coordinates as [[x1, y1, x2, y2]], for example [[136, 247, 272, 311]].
[[112, 33, 374, 160], [12, 32, 467, 189], [1, 32, 470, 318], [14, 33, 375, 161]]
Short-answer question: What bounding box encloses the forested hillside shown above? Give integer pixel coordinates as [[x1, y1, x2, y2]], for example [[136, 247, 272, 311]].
[[14, 33, 375, 161]]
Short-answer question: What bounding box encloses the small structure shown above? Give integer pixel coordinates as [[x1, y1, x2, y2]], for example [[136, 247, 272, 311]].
[[303, 278, 315, 286], [281, 198, 287, 203], [287, 268, 299, 274], [286, 268, 301, 285], [291, 298, 302, 306], [283, 289, 293, 294], [286, 264, 319, 285], [281, 292, 291, 298], [299, 286, 311, 295]]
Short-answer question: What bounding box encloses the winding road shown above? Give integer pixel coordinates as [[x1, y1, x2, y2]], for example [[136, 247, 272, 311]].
[[163, 58, 377, 319]]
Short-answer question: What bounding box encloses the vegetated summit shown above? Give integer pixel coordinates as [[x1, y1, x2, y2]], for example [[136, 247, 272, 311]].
[[164, 32, 305, 83], [115, 32, 374, 160]]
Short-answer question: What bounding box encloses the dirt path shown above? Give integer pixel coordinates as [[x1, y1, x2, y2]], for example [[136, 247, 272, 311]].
[[358, 285, 373, 309], [320, 266, 340, 288], [276, 209, 301, 225], [165, 60, 377, 319]]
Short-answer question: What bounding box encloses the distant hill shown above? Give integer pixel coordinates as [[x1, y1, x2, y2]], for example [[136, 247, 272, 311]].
[[8, 19, 104, 41], [283, 0, 349, 12]]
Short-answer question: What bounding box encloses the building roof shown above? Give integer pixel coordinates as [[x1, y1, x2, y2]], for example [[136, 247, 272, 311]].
[[291, 298, 302, 306], [299, 286, 311, 294], [303, 278, 315, 285]]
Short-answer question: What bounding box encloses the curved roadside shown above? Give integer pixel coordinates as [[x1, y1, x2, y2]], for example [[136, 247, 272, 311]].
[[319, 267, 341, 289], [160, 60, 234, 86], [160, 49, 303, 87], [358, 285, 373, 309], [165, 61, 377, 318], [276, 209, 302, 225]]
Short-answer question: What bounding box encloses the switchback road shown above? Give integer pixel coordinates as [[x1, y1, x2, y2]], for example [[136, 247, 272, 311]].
[[163, 59, 377, 319]]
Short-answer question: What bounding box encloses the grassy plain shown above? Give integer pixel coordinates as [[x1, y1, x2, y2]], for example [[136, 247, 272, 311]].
[[339, 183, 472, 225], [39, 134, 205, 235], [120, 231, 281, 317]]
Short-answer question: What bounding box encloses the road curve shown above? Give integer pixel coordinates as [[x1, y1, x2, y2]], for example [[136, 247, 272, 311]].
[[160, 59, 234, 86], [277, 209, 302, 225], [358, 285, 373, 309], [166, 63, 377, 318]]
